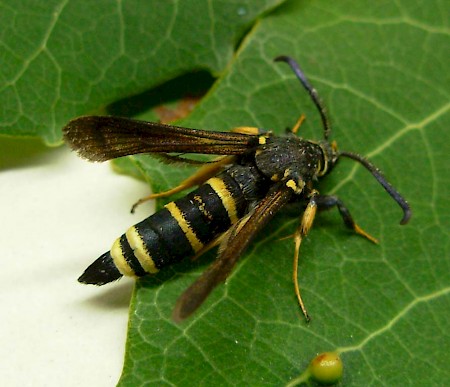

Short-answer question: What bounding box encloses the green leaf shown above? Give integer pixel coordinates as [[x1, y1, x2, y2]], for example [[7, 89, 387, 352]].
[[116, 1, 449, 386], [0, 0, 284, 144], [3, 0, 448, 386]]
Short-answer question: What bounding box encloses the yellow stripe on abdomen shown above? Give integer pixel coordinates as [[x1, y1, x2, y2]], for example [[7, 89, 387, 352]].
[[164, 202, 204, 253], [206, 177, 238, 224], [125, 226, 159, 274], [110, 238, 136, 277]]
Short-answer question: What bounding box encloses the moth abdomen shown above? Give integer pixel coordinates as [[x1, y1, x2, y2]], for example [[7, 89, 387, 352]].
[[78, 251, 122, 285], [79, 166, 265, 285]]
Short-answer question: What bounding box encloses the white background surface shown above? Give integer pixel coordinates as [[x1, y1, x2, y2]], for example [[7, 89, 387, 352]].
[[0, 139, 154, 386]]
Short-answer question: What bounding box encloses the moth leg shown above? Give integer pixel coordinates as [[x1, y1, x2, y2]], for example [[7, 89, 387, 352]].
[[291, 190, 319, 322], [291, 114, 306, 134], [315, 195, 378, 244], [230, 126, 261, 135], [191, 213, 253, 262], [131, 155, 235, 213], [190, 237, 221, 261], [190, 229, 229, 262]]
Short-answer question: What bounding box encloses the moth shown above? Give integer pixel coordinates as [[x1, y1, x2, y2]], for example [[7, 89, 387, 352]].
[[64, 56, 411, 322]]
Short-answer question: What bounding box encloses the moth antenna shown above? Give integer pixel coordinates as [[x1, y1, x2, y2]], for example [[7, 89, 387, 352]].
[[275, 55, 332, 140], [339, 151, 411, 225]]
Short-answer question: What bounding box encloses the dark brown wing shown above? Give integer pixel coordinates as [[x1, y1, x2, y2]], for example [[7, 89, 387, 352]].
[[63, 116, 256, 162], [172, 183, 293, 322]]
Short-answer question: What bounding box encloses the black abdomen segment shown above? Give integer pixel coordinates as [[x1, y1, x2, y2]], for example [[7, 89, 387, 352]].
[[79, 166, 263, 285]]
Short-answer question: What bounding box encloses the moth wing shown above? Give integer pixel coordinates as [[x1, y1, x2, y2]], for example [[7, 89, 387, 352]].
[[172, 184, 293, 322], [63, 115, 256, 162]]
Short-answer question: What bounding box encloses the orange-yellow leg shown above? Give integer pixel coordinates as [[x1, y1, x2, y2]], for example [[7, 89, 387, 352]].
[[315, 195, 379, 244], [292, 191, 318, 322], [190, 214, 252, 262], [289, 192, 378, 322], [291, 114, 306, 134], [230, 126, 261, 135], [131, 155, 235, 213], [190, 231, 228, 262]]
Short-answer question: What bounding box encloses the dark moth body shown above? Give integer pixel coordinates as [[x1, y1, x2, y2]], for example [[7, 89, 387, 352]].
[[65, 56, 410, 322], [79, 135, 328, 286]]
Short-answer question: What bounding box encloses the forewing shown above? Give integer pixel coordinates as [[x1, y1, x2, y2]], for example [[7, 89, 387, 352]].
[[63, 115, 256, 162], [172, 184, 293, 322]]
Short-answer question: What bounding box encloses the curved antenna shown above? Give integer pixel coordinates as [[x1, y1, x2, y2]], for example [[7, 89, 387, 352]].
[[275, 55, 332, 140], [339, 151, 412, 225]]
